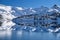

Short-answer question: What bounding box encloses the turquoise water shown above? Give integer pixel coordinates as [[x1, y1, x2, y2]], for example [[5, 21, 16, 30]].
[[0, 30, 60, 40]]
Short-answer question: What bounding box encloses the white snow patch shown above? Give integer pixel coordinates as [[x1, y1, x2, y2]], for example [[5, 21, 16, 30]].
[[48, 29, 54, 32], [48, 9, 59, 12], [16, 7, 24, 10], [0, 5, 12, 13], [31, 28, 36, 31], [32, 10, 36, 12]]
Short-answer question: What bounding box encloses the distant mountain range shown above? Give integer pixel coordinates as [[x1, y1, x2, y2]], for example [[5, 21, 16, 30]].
[[0, 4, 60, 32]]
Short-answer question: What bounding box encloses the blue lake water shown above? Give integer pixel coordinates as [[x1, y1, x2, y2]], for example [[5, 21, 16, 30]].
[[0, 30, 60, 40]]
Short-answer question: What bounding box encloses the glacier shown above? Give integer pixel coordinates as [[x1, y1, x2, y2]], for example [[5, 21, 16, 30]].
[[0, 4, 60, 32]]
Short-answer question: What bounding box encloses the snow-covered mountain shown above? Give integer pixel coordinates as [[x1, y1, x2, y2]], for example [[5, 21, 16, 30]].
[[0, 4, 15, 30], [0, 4, 60, 32]]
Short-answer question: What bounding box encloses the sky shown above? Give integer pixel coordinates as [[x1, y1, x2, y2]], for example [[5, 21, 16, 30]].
[[0, 0, 60, 8]]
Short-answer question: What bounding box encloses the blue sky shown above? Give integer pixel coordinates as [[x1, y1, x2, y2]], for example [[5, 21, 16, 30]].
[[0, 0, 60, 8]]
